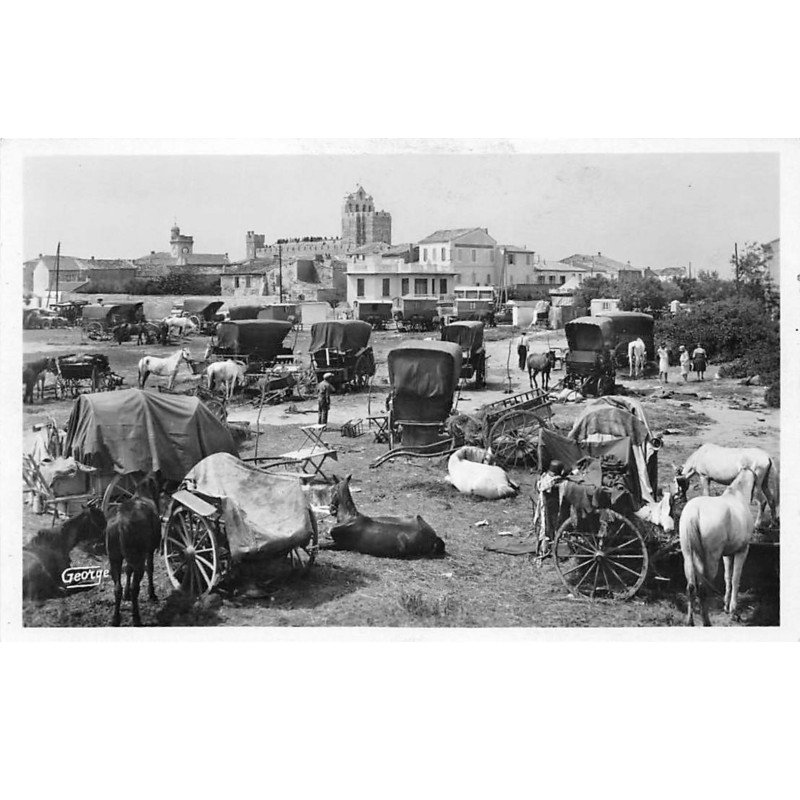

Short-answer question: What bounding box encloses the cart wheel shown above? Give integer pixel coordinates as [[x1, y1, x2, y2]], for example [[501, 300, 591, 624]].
[[102, 472, 148, 517], [353, 355, 370, 390], [188, 315, 201, 331], [488, 409, 546, 468], [204, 397, 227, 423], [553, 509, 649, 600], [163, 501, 221, 596], [143, 322, 160, 344], [86, 322, 103, 340]]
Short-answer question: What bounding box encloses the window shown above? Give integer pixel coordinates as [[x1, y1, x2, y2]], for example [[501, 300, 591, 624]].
[[526, 254, 531, 266], [548, 275, 555, 283], [382, 278, 391, 297], [245, 276, 251, 289], [471, 249, 476, 262], [440, 278, 448, 294], [414, 278, 427, 295], [422, 248, 428, 262], [401, 278, 409, 295], [234, 276, 240, 289], [538, 275, 545, 284], [508, 253, 515, 266], [458, 248, 464, 261], [486, 274, 491, 285], [441, 247, 446, 261], [560, 275, 566, 284], [357, 278, 365, 297], [471, 272, 477, 284]]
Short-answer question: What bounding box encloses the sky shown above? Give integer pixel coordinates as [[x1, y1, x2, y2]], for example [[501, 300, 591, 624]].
[[23, 152, 779, 276]]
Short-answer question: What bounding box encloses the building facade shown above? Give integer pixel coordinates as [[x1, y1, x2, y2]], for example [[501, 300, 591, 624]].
[[417, 228, 499, 286]]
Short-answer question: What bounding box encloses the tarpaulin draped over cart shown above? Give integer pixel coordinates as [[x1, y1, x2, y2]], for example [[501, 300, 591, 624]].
[[441, 320, 484, 352], [182, 453, 315, 560], [64, 389, 237, 481], [388, 340, 462, 423], [215, 320, 293, 360], [309, 320, 372, 353], [567, 396, 659, 504], [180, 299, 225, 319]]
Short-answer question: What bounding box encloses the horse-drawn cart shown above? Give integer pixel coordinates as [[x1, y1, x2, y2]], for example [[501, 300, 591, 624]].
[[207, 319, 297, 383], [177, 299, 226, 335], [81, 302, 153, 342], [536, 396, 668, 600], [309, 320, 376, 391], [441, 320, 487, 388], [52, 353, 124, 398], [393, 297, 439, 332]]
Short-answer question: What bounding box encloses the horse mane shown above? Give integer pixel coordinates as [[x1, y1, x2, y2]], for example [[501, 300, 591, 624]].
[[27, 526, 67, 550]]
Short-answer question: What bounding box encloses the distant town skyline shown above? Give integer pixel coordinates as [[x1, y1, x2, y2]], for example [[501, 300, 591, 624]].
[[23, 152, 779, 276]]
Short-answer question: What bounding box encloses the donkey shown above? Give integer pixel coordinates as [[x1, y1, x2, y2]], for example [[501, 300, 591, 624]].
[[526, 350, 556, 390], [328, 475, 445, 558], [673, 443, 778, 529], [23, 357, 54, 404], [105, 478, 161, 627], [679, 464, 758, 626], [138, 347, 191, 389], [23, 503, 107, 600]]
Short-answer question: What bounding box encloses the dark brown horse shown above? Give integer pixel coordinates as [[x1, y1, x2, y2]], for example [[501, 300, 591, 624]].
[[105, 478, 161, 626], [112, 323, 147, 345], [328, 475, 445, 558], [23, 504, 107, 600], [526, 350, 556, 390], [23, 357, 54, 404]]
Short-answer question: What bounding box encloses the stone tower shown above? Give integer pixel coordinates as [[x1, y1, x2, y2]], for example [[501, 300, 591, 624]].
[[170, 224, 194, 259], [246, 231, 266, 260], [341, 186, 391, 251]]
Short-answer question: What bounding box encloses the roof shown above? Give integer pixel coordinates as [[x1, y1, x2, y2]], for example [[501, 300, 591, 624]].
[[133, 252, 177, 268], [559, 254, 635, 274], [32, 255, 87, 272], [540, 260, 587, 273], [85, 258, 137, 271], [224, 262, 271, 275], [350, 242, 392, 256], [49, 280, 91, 294], [183, 253, 230, 265], [417, 228, 480, 244]]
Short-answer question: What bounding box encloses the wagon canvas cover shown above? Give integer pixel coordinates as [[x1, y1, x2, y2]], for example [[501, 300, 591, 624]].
[[388, 340, 462, 423], [64, 389, 237, 481], [309, 320, 372, 353], [442, 321, 484, 352], [182, 453, 314, 560], [216, 320, 293, 359], [182, 299, 225, 319], [565, 316, 615, 351]]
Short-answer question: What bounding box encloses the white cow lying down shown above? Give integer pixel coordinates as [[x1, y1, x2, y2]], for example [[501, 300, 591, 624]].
[[446, 446, 519, 500]]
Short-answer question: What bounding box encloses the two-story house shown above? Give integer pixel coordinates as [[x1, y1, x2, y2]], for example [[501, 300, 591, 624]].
[[417, 228, 500, 286]]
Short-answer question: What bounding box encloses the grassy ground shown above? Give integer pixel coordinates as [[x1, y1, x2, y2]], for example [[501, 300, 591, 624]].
[[21, 322, 780, 628]]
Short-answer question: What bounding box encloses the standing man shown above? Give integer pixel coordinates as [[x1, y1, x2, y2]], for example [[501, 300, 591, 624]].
[[657, 342, 670, 383], [317, 372, 334, 426], [517, 331, 529, 371]]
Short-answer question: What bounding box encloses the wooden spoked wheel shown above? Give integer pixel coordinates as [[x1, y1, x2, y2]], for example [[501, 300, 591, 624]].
[[86, 322, 104, 340], [102, 471, 145, 517], [163, 502, 222, 597], [553, 509, 649, 600], [188, 315, 201, 331], [488, 410, 545, 469]]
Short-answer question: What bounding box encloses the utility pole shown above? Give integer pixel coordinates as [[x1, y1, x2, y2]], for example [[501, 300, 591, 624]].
[[47, 242, 61, 308], [688, 260, 692, 280], [278, 243, 283, 303], [734, 242, 740, 295]]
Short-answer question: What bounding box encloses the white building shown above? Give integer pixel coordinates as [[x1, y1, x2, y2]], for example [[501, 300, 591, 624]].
[[417, 228, 499, 286]]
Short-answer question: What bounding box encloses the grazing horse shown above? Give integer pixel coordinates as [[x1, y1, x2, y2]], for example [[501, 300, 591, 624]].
[[138, 347, 191, 389], [106, 484, 161, 627], [526, 350, 556, 390], [328, 475, 445, 558], [163, 316, 197, 338], [206, 360, 247, 400], [627, 337, 646, 378], [23, 357, 54, 404], [679, 464, 758, 626], [23, 504, 107, 600], [673, 443, 778, 529], [112, 323, 146, 346]]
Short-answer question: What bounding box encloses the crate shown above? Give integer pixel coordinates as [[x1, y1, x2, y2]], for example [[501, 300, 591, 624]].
[[341, 418, 364, 438]]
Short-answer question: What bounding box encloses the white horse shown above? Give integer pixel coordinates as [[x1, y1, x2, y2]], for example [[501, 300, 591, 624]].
[[673, 443, 778, 529], [627, 337, 646, 378], [679, 464, 758, 625], [446, 446, 519, 500], [163, 316, 197, 338], [206, 360, 247, 400], [138, 347, 191, 389]]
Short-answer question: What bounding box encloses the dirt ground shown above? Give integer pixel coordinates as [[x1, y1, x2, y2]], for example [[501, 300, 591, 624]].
[[21, 316, 780, 628]]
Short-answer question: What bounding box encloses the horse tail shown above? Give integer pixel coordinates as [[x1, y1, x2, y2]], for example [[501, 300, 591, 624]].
[[680, 507, 716, 594]]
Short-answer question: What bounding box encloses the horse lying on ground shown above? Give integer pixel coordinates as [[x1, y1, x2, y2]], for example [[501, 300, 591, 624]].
[[138, 347, 191, 389], [627, 337, 646, 378], [206, 360, 247, 400], [163, 316, 197, 338], [105, 479, 161, 626], [328, 475, 445, 558], [673, 443, 778, 528], [679, 464, 758, 626], [23, 503, 107, 600], [446, 446, 519, 500], [526, 350, 556, 390], [23, 357, 54, 404]]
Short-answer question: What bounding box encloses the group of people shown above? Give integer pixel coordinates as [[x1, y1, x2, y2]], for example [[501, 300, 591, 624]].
[[657, 342, 707, 383]]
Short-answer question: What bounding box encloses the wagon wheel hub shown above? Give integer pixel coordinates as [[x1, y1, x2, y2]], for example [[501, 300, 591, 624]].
[[184, 545, 196, 559]]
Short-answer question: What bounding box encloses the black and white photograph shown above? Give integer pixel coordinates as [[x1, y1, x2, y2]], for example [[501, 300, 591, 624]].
[[3, 142, 789, 631]]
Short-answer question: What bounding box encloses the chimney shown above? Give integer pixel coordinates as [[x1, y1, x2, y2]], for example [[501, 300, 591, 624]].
[[151, 250, 155, 255], [597, 251, 602, 257], [91, 256, 95, 261]]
